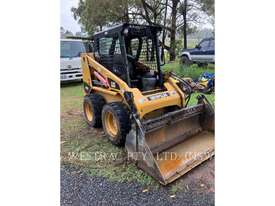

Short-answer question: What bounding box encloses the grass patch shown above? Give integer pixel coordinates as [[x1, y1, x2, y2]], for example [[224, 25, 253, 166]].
[[188, 93, 214, 106], [162, 60, 214, 80], [61, 83, 83, 113]]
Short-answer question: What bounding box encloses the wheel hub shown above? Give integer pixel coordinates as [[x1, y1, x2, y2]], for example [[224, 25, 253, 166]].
[[105, 111, 118, 138], [84, 102, 93, 122]]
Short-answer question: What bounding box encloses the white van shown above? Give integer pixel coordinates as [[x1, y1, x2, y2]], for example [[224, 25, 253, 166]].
[[60, 39, 87, 82]]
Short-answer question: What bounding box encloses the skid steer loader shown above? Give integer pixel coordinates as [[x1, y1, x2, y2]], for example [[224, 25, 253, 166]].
[[81, 23, 214, 185]]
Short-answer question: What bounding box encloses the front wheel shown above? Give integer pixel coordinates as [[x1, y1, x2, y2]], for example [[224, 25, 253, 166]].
[[180, 55, 192, 66], [102, 103, 131, 147]]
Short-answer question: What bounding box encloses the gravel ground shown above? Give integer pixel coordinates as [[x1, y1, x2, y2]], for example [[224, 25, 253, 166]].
[[61, 164, 214, 206]]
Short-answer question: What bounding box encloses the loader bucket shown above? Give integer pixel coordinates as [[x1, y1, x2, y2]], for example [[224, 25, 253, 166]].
[[125, 96, 214, 185]]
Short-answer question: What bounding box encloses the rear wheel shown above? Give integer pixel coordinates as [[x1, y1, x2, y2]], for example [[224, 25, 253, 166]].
[[102, 103, 131, 147], [83, 94, 105, 128]]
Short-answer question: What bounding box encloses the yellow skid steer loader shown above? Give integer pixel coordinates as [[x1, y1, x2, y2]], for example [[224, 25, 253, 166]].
[[81, 24, 214, 185]]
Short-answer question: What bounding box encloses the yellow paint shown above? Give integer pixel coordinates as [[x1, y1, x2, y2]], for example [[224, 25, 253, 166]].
[[81, 53, 187, 119]]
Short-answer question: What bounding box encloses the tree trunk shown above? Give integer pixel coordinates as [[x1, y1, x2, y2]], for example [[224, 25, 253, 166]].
[[161, 0, 168, 62], [124, 1, 129, 23], [169, 0, 179, 61], [183, 0, 187, 49]]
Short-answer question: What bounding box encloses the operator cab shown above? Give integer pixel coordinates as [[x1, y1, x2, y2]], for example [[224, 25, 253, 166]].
[[92, 23, 163, 91]]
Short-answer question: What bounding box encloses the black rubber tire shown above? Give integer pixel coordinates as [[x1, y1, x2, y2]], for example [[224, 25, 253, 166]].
[[180, 55, 192, 66], [83, 94, 105, 128], [102, 102, 131, 147]]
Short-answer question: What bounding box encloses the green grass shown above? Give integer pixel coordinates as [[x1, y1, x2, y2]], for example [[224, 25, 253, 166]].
[[61, 83, 83, 113], [188, 93, 214, 106], [162, 60, 214, 80], [61, 61, 214, 188]]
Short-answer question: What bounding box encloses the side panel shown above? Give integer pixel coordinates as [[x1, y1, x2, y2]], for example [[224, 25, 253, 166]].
[[94, 90, 124, 103]]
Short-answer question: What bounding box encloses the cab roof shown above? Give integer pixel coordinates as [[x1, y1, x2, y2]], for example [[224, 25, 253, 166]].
[[92, 23, 162, 39]]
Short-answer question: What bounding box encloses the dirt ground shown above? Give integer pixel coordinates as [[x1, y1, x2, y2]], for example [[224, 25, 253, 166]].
[[61, 82, 215, 205]]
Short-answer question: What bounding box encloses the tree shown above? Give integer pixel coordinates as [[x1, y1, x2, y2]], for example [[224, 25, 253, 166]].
[[182, 0, 188, 49], [198, 0, 214, 28], [198, 0, 214, 16], [72, 0, 214, 60], [60, 27, 65, 38], [72, 0, 129, 34], [130, 0, 204, 60], [178, 0, 201, 49], [64, 30, 73, 37], [60, 26, 65, 33], [130, 0, 181, 60]]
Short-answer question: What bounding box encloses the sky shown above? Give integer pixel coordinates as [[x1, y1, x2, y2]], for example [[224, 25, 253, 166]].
[[61, 0, 81, 34]]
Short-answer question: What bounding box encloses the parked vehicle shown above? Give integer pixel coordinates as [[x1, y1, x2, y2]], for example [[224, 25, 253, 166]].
[[180, 37, 215, 67], [60, 39, 88, 82]]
